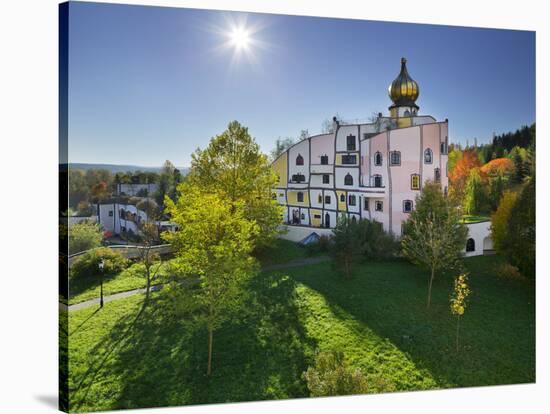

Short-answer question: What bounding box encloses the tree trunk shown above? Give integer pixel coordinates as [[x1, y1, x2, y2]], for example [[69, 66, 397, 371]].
[[207, 327, 213, 376], [427, 267, 435, 308], [456, 315, 460, 353], [145, 270, 151, 303]]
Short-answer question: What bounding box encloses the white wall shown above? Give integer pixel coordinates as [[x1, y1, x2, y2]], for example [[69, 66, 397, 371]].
[[464, 221, 493, 257]]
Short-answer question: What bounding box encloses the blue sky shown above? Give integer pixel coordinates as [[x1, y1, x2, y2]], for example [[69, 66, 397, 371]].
[[68, 2, 535, 167]]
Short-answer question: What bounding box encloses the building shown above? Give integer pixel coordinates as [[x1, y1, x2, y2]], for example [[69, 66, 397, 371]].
[[271, 58, 491, 255], [116, 182, 158, 197]]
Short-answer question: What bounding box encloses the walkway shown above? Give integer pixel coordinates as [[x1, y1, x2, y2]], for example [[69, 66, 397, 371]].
[[61, 255, 331, 312]]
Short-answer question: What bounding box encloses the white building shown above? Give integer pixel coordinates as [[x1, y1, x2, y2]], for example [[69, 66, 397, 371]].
[[271, 58, 491, 256], [116, 183, 158, 197]]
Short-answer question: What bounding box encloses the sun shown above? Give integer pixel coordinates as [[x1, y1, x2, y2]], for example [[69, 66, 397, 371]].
[[229, 26, 250, 51]]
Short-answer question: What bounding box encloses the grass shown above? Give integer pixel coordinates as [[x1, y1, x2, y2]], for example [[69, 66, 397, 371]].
[[66, 255, 535, 412], [461, 214, 490, 224], [69, 260, 172, 305], [69, 240, 312, 305]]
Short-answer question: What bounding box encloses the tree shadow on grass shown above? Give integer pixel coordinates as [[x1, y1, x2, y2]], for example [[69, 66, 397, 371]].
[[287, 256, 535, 391], [71, 272, 315, 412]]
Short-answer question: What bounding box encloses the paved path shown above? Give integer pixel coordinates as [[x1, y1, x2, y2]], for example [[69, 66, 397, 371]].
[[61, 256, 331, 312]]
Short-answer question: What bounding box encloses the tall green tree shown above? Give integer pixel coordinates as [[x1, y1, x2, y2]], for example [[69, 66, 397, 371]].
[[402, 182, 468, 308], [463, 168, 489, 214], [507, 177, 536, 279], [331, 215, 363, 279], [163, 183, 259, 375], [189, 121, 282, 249]]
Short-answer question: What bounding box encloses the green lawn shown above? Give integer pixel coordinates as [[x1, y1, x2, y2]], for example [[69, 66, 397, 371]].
[[69, 240, 311, 305], [67, 255, 535, 412], [461, 214, 490, 224], [69, 260, 172, 305]]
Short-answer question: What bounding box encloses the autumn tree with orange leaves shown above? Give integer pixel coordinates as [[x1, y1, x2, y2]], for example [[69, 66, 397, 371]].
[[448, 150, 481, 204]]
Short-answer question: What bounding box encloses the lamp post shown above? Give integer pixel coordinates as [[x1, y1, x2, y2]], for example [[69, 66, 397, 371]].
[[98, 259, 105, 308]]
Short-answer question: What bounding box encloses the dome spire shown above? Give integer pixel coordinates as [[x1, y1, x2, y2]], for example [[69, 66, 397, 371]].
[[388, 57, 420, 111]]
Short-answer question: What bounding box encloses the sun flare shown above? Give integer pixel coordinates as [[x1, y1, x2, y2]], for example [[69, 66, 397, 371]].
[[229, 26, 250, 51]]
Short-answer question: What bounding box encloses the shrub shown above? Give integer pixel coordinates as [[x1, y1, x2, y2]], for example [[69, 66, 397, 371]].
[[70, 247, 129, 280], [496, 263, 528, 283], [302, 350, 369, 397], [69, 221, 103, 255]]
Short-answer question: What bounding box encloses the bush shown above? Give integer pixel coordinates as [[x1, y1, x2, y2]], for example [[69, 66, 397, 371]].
[[70, 247, 129, 280], [302, 350, 369, 397], [496, 263, 527, 283], [69, 221, 103, 255], [305, 234, 332, 256]]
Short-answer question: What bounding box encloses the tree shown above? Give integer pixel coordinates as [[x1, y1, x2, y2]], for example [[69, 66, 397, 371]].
[[155, 160, 181, 210], [507, 177, 536, 279], [450, 273, 470, 352], [463, 168, 489, 214], [163, 183, 259, 375], [488, 173, 505, 211], [68, 221, 103, 255], [299, 129, 309, 141], [189, 121, 282, 249], [402, 182, 468, 308], [302, 350, 369, 397], [448, 149, 481, 204], [270, 137, 295, 161], [136, 198, 162, 303], [90, 181, 109, 203], [490, 191, 519, 254], [331, 215, 363, 279]]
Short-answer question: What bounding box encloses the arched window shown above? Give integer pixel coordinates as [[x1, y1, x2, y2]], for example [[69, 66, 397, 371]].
[[466, 238, 475, 252], [403, 200, 413, 213], [424, 148, 433, 164], [344, 173, 353, 186], [390, 151, 401, 166], [296, 154, 304, 166], [404, 110, 411, 117], [297, 192, 304, 203], [320, 155, 329, 165], [435, 168, 441, 182], [374, 175, 382, 188], [351, 215, 357, 223], [411, 174, 421, 190], [374, 152, 382, 166], [348, 195, 356, 206]]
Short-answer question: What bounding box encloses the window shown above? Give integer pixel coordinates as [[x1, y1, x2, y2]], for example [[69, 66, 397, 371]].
[[435, 168, 441, 182], [320, 155, 329, 165], [424, 148, 433, 164], [466, 238, 475, 252], [411, 174, 421, 190], [323, 174, 330, 184], [374, 152, 382, 166], [279, 193, 284, 197], [318, 194, 322, 204], [325, 195, 331, 204], [344, 173, 353, 186], [390, 151, 401, 166], [404, 109, 411, 117], [340, 194, 345, 202], [346, 134, 356, 151], [291, 173, 306, 183], [364, 198, 369, 210], [348, 195, 356, 206], [403, 200, 413, 213], [271, 193, 277, 200], [108, 210, 113, 217], [296, 154, 304, 165], [297, 192, 304, 202], [341, 154, 357, 164], [375, 201, 383, 212], [314, 214, 321, 219], [374, 175, 382, 188], [301, 213, 306, 220]]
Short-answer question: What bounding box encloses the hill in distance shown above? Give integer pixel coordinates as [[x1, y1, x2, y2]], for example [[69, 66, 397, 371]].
[[69, 163, 189, 175]]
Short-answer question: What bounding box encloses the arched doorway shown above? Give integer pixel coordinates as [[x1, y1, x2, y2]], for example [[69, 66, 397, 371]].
[[325, 213, 330, 228], [483, 236, 494, 254], [466, 238, 475, 252]]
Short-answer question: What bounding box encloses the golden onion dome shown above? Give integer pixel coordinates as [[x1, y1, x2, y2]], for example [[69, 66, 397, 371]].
[[388, 57, 419, 109]]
